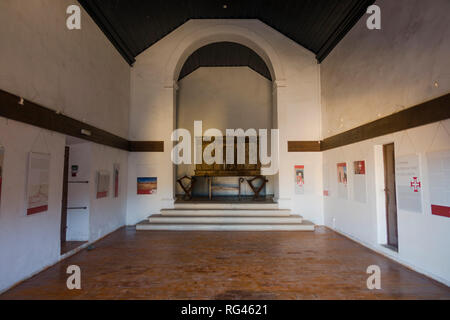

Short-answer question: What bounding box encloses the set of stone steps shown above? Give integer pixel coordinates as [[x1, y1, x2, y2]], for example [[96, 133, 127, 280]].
[[136, 202, 315, 231]]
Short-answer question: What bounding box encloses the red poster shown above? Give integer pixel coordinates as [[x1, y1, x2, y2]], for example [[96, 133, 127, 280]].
[[353, 161, 365, 175], [27, 205, 48, 215], [431, 205, 450, 218], [337, 163, 347, 185], [96, 191, 108, 199], [113, 164, 120, 198]]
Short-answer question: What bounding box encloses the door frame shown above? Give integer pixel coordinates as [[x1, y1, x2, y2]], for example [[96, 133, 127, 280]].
[[60, 146, 69, 244], [383, 143, 398, 249]]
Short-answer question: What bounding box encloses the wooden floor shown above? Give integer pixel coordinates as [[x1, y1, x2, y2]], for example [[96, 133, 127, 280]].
[[1, 226, 449, 300], [60, 241, 87, 255]]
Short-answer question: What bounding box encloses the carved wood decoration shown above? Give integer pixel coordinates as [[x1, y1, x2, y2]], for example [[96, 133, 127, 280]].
[[176, 175, 196, 200], [246, 176, 269, 200], [194, 136, 261, 177]]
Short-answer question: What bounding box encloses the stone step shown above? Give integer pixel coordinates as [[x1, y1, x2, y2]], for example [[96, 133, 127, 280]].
[[161, 208, 291, 216], [174, 202, 279, 210], [149, 214, 303, 224], [136, 220, 315, 231]]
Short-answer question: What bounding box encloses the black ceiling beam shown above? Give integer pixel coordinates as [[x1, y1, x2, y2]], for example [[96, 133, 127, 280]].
[[78, 0, 136, 66], [78, 1, 376, 66], [316, 0, 375, 62]]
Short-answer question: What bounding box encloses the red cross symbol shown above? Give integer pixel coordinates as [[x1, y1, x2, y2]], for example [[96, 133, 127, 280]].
[[410, 177, 421, 192]]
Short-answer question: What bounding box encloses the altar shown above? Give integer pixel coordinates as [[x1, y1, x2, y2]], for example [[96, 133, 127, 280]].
[[177, 136, 269, 200]]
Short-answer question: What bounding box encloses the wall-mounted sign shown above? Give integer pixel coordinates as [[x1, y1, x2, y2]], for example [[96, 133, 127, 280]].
[[96, 171, 110, 199], [337, 163, 348, 184], [71, 165, 79, 177], [294, 165, 304, 194], [337, 162, 348, 199], [323, 162, 330, 197], [137, 177, 157, 195], [113, 164, 120, 198], [395, 154, 422, 213], [26, 152, 50, 215], [0, 147, 4, 208], [427, 150, 450, 218], [353, 161, 366, 175], [353, 160, 367, 203]]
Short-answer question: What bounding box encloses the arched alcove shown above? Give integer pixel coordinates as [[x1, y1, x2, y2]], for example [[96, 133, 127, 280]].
[[154, 22, 290, 205], [178, 42, 272, 81], [175, 41, 275, 198]]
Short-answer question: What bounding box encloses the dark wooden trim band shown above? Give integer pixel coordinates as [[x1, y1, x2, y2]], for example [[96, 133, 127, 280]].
[[2, 89, 448, 154], [0, 89, 129, 150], [321, 93, 450, 151], [129, 141, 164, 152], [0, 89, 164, 152], [287, 141, 321, 152], [288, 93, 450, 152]]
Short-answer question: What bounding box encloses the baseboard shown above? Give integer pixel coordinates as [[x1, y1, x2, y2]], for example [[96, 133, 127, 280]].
[[0, 225, 125, 295], [328, 226, 450, 288]]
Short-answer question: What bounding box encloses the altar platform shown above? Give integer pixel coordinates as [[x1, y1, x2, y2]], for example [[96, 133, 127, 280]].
[[136, 197, 314, 231]]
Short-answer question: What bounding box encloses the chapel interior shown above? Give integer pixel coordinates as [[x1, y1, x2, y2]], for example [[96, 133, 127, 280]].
[[0, 0, 449, 300]]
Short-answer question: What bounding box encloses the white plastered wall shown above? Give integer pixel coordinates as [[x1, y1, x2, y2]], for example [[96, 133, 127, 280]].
[[0, 119, 65, 293], [0, 0, 130, 293], [321, 0, 450, 285]]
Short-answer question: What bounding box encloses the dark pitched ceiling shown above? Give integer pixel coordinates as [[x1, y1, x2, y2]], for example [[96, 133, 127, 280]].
[[179, 42, 272, 81], [78, 0, 375, 66]]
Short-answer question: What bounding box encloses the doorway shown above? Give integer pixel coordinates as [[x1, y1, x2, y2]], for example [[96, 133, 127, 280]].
[[60, 146, 69, 245], [383, 143, 398, 250], [60, 137, 90, 255]]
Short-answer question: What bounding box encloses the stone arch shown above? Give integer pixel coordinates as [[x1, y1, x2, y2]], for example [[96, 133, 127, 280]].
[[164, 23, 286, 87], [166, 22, 287, 202]]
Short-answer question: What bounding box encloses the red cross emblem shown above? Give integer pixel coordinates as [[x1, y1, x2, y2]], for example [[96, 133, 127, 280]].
[[410, 177, 421, 192]]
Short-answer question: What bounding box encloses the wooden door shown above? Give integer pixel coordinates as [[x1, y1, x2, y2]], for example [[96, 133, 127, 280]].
[[383, 143, 398, 249], [60, 146, 69, 243]]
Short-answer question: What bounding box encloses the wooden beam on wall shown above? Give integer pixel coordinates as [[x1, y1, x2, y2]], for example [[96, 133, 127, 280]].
[[0, 89, 164, 152], [288, 93, 450, 152], [3, 88, 448, 155], [321, 93, 450, 151], [287, 141, 321, 152], [0, 89, 129, 150], [129, 141, 164, 152]]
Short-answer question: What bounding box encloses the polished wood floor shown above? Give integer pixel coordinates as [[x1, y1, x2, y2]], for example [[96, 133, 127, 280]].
[[1, 227, 449, 300], [60, 241, 87, 255]]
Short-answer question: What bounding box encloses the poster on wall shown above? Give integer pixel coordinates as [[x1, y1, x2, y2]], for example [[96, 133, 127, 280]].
[[26, 152, 50, 215], [71, 165, 79, 177], [137, 177, 157, 195], [395, 154, 422, 213], [353, 160, 367, 203], [0, 147, 4, 207], [323, 163, 330, 197], [294, 165, 305, 194], [337, 162, 348, 199], [113, 164, 120, 198], [427, 150, 450, 218], [96, 171, 110, 199]]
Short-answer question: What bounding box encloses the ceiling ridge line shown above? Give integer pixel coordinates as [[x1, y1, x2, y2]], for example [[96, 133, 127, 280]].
[[78, 0, 136, 65], [316, 0, 375, 62]]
